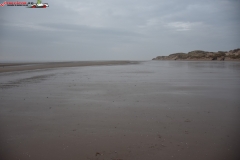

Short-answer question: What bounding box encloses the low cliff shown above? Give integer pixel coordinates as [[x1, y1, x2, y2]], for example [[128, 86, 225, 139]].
[[152, 48, 240, 61]]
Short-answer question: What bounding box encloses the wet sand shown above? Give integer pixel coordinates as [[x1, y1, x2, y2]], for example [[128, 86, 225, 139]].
[[0, 61, 137, 73], [0, 61, 240, 160]]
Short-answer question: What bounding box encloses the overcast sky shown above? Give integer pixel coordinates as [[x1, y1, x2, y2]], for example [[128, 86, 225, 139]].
[[0, 0, 239, 61]]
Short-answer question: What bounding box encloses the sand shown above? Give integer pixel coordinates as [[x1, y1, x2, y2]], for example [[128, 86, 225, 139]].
[[0, 61, 137, 73], [0, 61, 240, 160]]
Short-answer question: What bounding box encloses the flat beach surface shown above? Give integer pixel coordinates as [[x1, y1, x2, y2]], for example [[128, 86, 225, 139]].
[[0, 61, 240, 160], [0, 61, 136, 73]]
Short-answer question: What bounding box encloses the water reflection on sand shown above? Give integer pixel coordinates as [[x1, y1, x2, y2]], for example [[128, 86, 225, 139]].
[[0, 61, 240, 160]]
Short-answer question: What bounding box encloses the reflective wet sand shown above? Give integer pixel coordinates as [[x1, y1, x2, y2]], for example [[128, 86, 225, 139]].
[[0, 61, 137, 73], [0, 61, 240, 160]]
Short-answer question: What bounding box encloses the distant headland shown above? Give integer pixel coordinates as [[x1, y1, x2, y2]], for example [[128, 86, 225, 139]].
[[152, 48, 240, 61]]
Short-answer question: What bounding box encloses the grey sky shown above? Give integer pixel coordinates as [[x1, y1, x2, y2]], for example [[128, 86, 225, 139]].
[[0, 0, 239, 61]]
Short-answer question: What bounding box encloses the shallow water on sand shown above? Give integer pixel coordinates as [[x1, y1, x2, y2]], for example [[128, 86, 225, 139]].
[[0, 61, 240, 160]]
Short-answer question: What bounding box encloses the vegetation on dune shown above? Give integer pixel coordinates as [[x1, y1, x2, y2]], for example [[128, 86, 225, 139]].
[[152, 48, 240, 60]]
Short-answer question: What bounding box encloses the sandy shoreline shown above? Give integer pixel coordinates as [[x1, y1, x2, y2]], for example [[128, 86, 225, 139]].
[[0, 61, 240, 160], [0, 61, 138, 73]]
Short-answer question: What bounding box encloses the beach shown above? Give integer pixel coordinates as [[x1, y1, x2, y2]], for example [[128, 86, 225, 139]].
[[0, 61, 240, 160], [0, 61, 137, 73]]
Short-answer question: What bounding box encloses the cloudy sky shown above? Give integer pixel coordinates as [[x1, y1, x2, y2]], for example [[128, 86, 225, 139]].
[[0, 0, 239, 61]]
